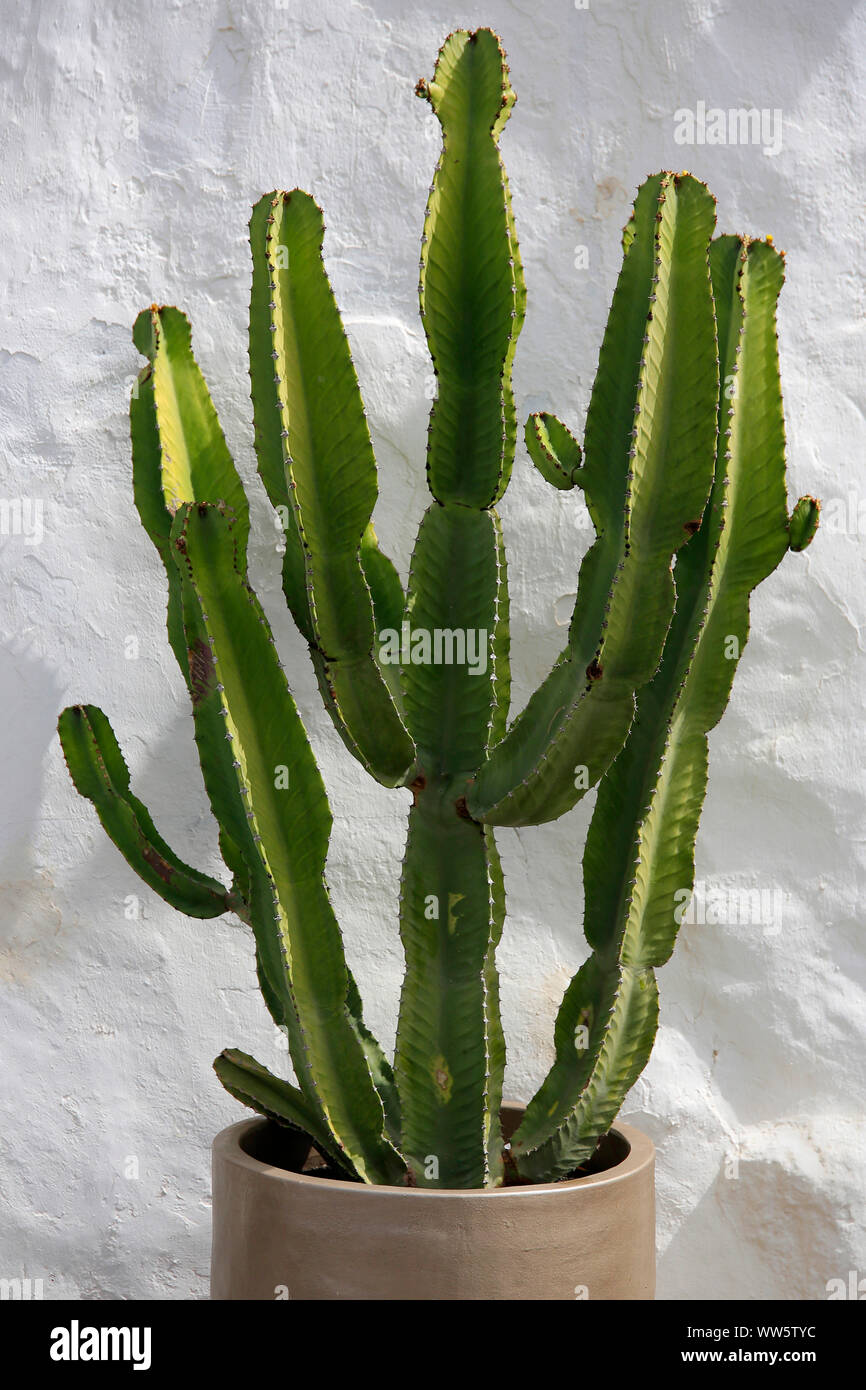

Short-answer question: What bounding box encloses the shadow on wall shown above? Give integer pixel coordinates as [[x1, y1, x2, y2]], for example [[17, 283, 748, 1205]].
[[0, 636, 65, 980]]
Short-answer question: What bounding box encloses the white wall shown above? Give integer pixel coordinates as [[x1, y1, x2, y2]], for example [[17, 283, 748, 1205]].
[[1, 0, 863, 1300]]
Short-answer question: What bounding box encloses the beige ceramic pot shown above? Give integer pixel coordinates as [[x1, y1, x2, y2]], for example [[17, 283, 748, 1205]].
[[210, 1103, 655, 1300]]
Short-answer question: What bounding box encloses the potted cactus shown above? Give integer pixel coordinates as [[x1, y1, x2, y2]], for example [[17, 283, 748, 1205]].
[[59, 28, 819, 1301]]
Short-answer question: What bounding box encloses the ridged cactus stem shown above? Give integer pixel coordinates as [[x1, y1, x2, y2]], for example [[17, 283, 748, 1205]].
[[248, 191, 416, 788], [512, 235, 817, 1180], [57, 28, 819, 1192], [393, 503, 509, 1186], [416, 30, 525, 507], [467, 171, 720, 827], [390, 31, 521, 1187]]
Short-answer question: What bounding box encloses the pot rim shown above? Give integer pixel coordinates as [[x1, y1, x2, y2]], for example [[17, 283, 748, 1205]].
[[213, 1113, 654, 1199]]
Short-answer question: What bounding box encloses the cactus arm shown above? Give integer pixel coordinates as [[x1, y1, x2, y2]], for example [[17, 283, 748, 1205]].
[[483, 825, 507, 1178], [213, 1049, 351, 1172], [417, 29, 525, 508], [57, 704, 237, 919], [512, 235, 817, 1180], [466, 173, 719, 827], [125, 393, 366, 1120], [509, 956, 659, 1178], [248, 191, 414, 788], [247, 194, 314, 645], [130, 305, 260, 889], [525, 412, 583, 491], [499, 149, 527, 501], [130, 365, 189, 675], [179, 510, 399, 1177], [360, 523, 405, 637], [176, 565, 302, 1032], [489, 511, 511, 745], [174, 502, 405, 1185], [345, 971, 402, 1146], [132, 306, 250, 553], [218, 825, 251, 907], [174, 494, 400, 1140], [360, 522, 406, 708], [393, 505, 506, 1186], [128, 305, 413, 1064], [788, 494, 820, 551]]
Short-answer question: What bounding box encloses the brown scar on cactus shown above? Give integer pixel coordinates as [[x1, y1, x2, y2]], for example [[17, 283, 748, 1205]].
[[188, 638, 217, 707], [141, 844, 175, 884]]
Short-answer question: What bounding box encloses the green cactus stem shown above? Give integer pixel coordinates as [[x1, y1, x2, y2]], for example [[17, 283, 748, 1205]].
[[511, 236, 817, 1179], [248, 191, 416, 789], [59, 31, 819, 1190]]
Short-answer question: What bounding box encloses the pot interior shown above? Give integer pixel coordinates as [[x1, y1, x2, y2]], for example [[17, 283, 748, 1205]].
[[238, 1105, 632, 1185]]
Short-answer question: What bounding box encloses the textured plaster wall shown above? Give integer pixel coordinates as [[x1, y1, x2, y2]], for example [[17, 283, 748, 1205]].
[[0, 0, 864, 1301]]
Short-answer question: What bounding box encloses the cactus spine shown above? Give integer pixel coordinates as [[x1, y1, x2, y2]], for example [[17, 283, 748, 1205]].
[[59, 30, 818, 1188]]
